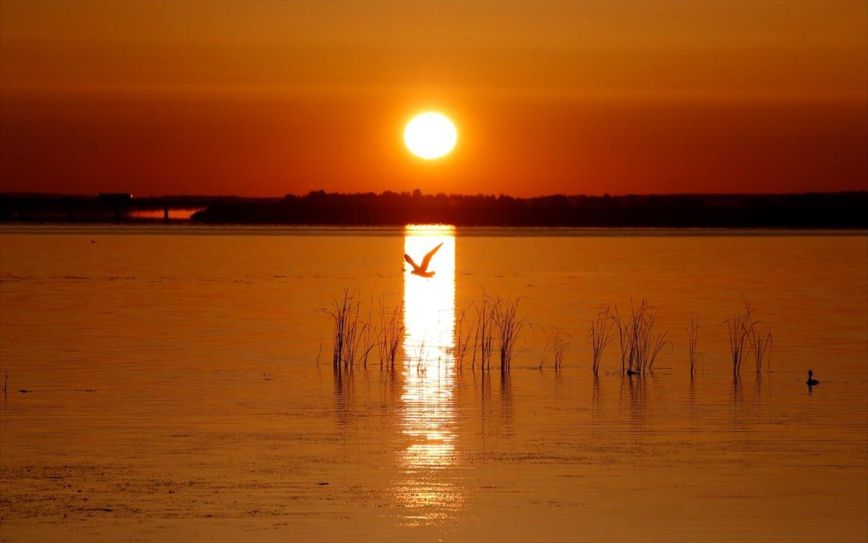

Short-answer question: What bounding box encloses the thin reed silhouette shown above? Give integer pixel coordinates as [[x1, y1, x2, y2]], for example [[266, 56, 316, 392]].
[[493, 296, 524, 370], [321, 289, 783, 387], [376, 298, 404, 372], [453, 305, 472, 371], [589, 306, 613, 374], [724, 302, 753, 377], [724, 301, 773, 377], [750, 324, 773, 374], [611, 300, 668, 375], [472, 294, 495, 371], [687, 314, 700, 380], [540, 330, 569, 371], [323, 289, 374, 372]]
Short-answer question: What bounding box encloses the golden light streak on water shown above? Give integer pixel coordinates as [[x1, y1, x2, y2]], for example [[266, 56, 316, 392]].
[[399, 224, 459, 524]]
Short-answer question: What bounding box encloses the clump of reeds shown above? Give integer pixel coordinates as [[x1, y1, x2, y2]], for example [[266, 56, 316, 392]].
[[452, 305, 472, 371], [725, 319, 750, 376], [724, 301, 774, 377], [687, 314, 699, 380], [612, 308, 630, 374], [359, 300, 376, 369], [539, 330, 569, 371], [724, 302, 753, 377], [588, 306, 613, 374], [610, 300, 668, 375], [492, 297, 524, 370], [323, 289, 374, 372], [324, 289, 351, 370], [376, 299, 404, 372], [749, 323, 773, 374], [472, 295, 495, 371], [634, 304, 668, 374]]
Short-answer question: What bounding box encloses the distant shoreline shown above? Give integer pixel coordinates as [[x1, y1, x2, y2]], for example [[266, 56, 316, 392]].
[[1, 225, 866, 239], [1, 191, 866, 228]]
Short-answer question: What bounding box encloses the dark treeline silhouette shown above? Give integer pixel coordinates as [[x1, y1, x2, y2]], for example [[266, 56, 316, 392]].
[[2, 190, 866, 228], [192, 190, 867, 228]]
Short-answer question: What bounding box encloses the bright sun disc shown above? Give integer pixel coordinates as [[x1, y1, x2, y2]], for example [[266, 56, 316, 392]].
[[404, 112, 457, 160]]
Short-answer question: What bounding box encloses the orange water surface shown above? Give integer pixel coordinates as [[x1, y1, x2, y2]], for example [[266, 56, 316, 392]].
[[1, 225, 866, 542]]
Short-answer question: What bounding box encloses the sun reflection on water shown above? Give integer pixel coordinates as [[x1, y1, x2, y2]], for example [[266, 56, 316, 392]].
[[399, 224, 460, 524]]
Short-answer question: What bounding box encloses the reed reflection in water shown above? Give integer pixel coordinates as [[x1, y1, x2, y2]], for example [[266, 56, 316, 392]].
[[398, 224, 460, 524]]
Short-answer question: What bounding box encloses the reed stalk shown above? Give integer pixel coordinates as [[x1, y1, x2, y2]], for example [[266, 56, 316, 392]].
[[610, 300, 667, 375], [376, 299, 404, 372], [552, 331, 569, 371], [359, 300, 376, 369], [611, 309, 631, 374], [453, 305, 472, 371], [323, 289, 374, 372], [750, 326, 773, 374], [687, 314, 699, 379], [493, 297, 524, 370], [412, 340, 427, 374], [539, 330, 568, 370], [638, 309, 668, 373], [473, 296, 495, 371], [589, 306, 613, 374], [340, 302, 365, 370], [324, 289, 351, 371], [724, 302, 753, 377]]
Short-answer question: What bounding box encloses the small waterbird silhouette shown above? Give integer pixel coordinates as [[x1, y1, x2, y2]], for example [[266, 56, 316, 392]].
[[404, 242, 443, 278], [806, 370, 820, 386]]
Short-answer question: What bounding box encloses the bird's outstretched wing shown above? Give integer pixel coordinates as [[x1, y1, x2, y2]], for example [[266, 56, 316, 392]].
[[404, 253, 421, 271], [419, 243, 444, 272]]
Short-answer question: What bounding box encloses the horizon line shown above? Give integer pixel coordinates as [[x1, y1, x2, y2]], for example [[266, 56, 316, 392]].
[[2, 189, 866, 200]]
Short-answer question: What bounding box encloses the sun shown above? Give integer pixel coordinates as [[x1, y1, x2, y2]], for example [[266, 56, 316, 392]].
[[403, 112, 458, 160]]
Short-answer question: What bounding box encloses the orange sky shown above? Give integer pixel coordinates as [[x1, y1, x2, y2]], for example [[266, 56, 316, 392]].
[[1, 0, 866, 196]]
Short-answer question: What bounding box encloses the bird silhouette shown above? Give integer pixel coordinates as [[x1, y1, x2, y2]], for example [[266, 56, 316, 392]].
[[404, 242, 443, 278], [806, 369, 820, 386]]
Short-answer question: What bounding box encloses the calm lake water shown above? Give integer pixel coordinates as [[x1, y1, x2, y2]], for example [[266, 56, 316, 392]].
[[1, 225, 866, 542]]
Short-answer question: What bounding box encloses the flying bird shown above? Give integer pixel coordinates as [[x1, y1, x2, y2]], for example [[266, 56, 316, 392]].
[[404, 242, 443, 278]]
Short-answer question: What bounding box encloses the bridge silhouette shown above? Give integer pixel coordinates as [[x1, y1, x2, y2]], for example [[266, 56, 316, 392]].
[[0, 193, 258, 223]]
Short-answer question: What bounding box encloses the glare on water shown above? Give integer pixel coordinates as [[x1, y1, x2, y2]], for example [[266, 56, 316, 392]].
[[399, 225, 459, 522]]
